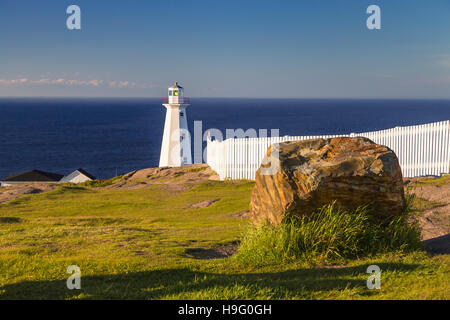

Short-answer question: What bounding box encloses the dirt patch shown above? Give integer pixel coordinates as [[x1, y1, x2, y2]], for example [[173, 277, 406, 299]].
[[407, 183, 450, 241], [184, 243, 239, 260], [408, 184, 450, 204], [229, 210, 250, 218], [417, 208, 450, 241], [0, 217, 22, 224], [190, 199, 220, 209], [406, 177, 450, 253], [0, 183, 58, 204], [133, 250, 153, 258]]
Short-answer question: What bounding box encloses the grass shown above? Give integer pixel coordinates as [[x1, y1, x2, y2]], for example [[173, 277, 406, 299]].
[[0, 179, 448, 299], [407, 194, 443, 212], [236, 202, 422, 266], [185, 166, 209, 173], [407, 174, 450, 187], [82, 176, 123, 188]]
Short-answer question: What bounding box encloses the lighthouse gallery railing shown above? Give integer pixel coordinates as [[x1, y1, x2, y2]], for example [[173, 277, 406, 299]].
[[163, 97, 190, 104], [206, 120, 450, 180]]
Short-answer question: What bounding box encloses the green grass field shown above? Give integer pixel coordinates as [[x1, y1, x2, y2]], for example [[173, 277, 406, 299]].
[[0, 178, 448, 299]]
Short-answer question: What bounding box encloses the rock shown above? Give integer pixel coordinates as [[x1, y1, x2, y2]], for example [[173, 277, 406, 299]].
[[250, 137, 406, 225], [190, 198, 220, 208]]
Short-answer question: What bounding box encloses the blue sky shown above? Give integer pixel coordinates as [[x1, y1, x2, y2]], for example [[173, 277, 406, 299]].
[[0, 0, 449, 98]]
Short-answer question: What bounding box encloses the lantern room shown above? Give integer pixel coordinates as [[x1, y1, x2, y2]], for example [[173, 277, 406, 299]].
[[166, 82, 189, 105]]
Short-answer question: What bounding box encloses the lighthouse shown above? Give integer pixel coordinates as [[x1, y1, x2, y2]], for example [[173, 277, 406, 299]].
[[159, 82, 193, 167]]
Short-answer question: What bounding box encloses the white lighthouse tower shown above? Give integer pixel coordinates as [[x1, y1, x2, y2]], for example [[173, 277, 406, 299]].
[[159, 82, 192, 167]]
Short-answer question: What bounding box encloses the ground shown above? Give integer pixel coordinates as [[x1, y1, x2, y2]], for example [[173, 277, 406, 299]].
[[405, 175, 450, 242], [0, 165, 448, 299], [0, 183, 58, 204]]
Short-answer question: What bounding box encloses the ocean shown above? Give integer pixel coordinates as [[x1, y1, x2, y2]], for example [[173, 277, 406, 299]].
[[0, 98, 449, 180]]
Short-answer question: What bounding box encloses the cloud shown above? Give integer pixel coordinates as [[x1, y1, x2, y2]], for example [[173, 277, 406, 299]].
[[0, 77, 104, 86], [0, 78, 28, 84], [118, 81, 130, 88], [86, 80, 103, 86], [0, 77, 156, 88], [108, 80, 153, 89], [30, 78, 104, 86]]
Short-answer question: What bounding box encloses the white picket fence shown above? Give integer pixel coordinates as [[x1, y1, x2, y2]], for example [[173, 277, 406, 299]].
[[206, 120, 450, 180]]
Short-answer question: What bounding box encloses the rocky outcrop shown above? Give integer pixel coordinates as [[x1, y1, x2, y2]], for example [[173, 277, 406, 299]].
[[250, 137, 406, 225], [0, 183, 58, 204]]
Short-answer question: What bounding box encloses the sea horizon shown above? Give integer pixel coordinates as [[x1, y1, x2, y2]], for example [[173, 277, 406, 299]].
[[1, 97, 450, 101], [1, 98, 449, 180]]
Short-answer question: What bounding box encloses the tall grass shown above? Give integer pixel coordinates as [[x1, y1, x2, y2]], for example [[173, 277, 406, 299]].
[[236, 202, 422, 266]]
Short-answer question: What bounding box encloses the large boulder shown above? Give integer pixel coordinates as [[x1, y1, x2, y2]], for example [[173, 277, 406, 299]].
[[250, 137, 406, 225]]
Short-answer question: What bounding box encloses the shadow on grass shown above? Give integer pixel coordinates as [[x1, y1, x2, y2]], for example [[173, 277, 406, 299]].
[[0, 217, 22, 224], [0, 262, 420, 300], [423, 234, 450, 254]]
